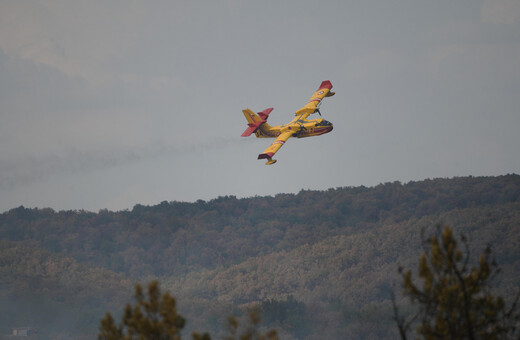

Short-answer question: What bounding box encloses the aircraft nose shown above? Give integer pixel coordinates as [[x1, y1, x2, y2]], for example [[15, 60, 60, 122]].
[[324, 120, 333, 131]]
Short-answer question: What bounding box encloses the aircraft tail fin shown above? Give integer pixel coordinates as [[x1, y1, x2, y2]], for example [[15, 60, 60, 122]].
[[241, 108, 273, 137]]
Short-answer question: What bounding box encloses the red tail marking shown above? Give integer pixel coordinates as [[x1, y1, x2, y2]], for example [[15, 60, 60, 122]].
[[258, 108, 274, 120], [241, 108, 273, 137]]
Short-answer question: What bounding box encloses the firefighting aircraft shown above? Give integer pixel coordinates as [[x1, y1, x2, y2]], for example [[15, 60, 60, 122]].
[[241, 80, 335, 165]]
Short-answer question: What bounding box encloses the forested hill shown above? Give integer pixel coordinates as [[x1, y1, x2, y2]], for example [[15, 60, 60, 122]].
[[2, 175, 519, 278], [1, 174, 520, 339]]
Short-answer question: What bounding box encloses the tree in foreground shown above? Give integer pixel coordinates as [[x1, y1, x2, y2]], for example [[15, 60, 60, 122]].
[[393, 226, 520, 339], [99, 281, 278, 340], [99, 281, 186, 340], [193, 307, 278, 340]]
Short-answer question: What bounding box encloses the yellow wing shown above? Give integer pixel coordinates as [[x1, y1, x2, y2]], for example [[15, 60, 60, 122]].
[[257, 131, 293, 165], [294, 80, 335, 119]]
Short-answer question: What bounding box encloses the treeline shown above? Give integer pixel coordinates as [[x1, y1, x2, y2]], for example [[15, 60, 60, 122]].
[[1, 175, 519, 278], [1, 175, 519, 338]]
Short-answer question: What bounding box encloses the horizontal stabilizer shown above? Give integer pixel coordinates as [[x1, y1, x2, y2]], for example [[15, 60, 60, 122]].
[[241, 126, 257, 137], [258, 108, 273, 120]]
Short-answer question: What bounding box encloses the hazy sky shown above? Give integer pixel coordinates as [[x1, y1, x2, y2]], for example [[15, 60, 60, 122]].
[[1, 1, 519, 212]]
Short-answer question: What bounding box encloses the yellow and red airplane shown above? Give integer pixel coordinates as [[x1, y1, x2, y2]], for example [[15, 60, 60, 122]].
[[241, 80, 335, 165]]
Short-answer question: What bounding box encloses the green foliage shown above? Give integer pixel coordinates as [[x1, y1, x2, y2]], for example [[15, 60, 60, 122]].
[[396, 226, 520, 339], [192, 307, 278, 340], [223, 308, 279, 340], [1, 175, 520, 338], [100, 282, 277, 340], [2, 176, 519, 279], [99, 281, 186, 340]]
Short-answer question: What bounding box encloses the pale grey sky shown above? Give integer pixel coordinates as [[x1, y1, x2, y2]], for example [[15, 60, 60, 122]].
[[1, 0, 519, 212]]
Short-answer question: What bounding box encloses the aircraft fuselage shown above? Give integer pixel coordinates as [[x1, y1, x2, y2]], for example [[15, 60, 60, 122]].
[[255, 116, 333, 138]]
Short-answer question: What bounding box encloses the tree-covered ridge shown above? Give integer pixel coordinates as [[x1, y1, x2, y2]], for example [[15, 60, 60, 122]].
[[0, 175, 519, 338], [165, 203, 520, 330], [1, 175, 519, 279]]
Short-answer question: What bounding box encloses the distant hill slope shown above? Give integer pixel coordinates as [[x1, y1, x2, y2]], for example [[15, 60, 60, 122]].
[[1, 175, 519, 278], [167, 202, 520, 304], [0, 240, 132, 336], [166, 202, 520, 338], [0, 175, 519, 339]]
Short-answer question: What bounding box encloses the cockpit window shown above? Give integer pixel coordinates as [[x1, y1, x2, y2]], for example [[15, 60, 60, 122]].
[[316, 120, 332, 127]]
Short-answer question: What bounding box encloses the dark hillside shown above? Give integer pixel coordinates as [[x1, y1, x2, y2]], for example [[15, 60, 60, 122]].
[[0, 240, 132, 336], [1, 175, 519, 278], [167, 202, 520, 338], [0, 175, 519, 338]]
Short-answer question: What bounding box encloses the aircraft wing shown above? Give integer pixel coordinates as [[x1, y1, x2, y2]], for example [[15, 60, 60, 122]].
[[294, 80, 335, 118], [257, 131, 293, 164]]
